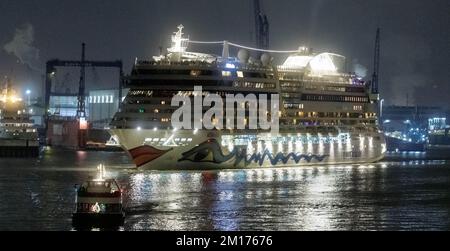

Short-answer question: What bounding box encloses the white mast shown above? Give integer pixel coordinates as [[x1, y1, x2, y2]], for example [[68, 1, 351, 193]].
[[168, 24, 189, 62]]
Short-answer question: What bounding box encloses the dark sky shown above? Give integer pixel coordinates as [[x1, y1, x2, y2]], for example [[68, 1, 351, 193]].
[[0, 0, 449, 107]]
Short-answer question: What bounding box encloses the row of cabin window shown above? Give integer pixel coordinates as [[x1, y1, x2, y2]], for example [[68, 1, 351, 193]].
[[132, 69, 273, 79], [301, 94, 369, 103]]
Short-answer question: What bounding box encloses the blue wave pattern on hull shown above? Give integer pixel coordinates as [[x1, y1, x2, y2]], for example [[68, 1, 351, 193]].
[[179, 139, 328, 167], [246, 150, 328, 166]]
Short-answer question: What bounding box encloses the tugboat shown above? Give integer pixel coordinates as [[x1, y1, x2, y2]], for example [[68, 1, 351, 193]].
[[72, 164, 125, 229]]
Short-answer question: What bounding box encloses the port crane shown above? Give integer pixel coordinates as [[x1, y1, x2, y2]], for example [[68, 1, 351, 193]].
[[77, 43, 87, 118], [44, 43, 124, 133]]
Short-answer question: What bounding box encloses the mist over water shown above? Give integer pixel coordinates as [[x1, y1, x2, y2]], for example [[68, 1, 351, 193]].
[[0, 149, 449, 231]]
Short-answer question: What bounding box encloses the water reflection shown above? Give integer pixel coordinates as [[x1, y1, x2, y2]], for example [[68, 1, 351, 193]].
[[0, 149, 449, 230], [120, 161, 450, 231]]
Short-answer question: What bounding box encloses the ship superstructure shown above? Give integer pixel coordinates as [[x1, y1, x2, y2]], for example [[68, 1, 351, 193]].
[[0, 78, 39, 157], [109, 25, 386, 170]]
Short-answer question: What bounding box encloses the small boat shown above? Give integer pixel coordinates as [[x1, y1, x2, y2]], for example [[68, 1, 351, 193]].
[[72, 164, 125, 229]]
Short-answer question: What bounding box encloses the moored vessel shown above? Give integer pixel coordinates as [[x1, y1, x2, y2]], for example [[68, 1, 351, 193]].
[[0, 77, 39, 157], [109, 25, 386, 170]]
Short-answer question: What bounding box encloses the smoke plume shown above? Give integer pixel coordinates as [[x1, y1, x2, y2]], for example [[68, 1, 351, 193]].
[[352, 60, 368, 78], [4, 23, 42, 72]]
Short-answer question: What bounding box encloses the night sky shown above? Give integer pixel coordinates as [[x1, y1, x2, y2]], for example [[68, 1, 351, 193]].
[[0, 0, 448, 107]]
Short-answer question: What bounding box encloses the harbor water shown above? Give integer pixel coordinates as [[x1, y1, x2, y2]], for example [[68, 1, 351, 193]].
[[0, 148, 449, 231]]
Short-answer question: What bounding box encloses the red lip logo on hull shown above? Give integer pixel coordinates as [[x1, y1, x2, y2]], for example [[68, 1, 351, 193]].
[[129, 145, 172, 167]]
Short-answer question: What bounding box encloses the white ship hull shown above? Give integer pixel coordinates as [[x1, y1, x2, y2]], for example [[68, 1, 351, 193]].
[[109, 128, 386, 170]]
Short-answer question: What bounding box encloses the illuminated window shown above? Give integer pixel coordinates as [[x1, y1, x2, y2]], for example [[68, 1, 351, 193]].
[[225, 63, 236, 69], [222, 71, 232, 77], [237, 71, 244, 78], [353, 105, 363, 111]]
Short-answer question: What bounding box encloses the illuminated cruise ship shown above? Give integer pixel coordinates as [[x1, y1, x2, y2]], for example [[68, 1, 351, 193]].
[[109, 25, 386, 170]]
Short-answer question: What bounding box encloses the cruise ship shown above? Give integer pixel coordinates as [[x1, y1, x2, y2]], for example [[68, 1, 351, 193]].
[[109, 25, 386, 170], [0, 78, 39, 157]]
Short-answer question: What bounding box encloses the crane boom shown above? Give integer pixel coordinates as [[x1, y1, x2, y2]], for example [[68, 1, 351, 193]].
[[371, 28, 380, 94], [76, 43, 86, 118]]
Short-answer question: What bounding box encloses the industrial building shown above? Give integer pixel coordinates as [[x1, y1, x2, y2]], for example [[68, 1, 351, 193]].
[[43, 88, 125, 149], [382, 105, 448, 150], [382, 105, 446, 131], [41, 43, 124, 149], [49, 94, 79, 117], [45, 89, 124, 128], [88, 89, 124, 129]]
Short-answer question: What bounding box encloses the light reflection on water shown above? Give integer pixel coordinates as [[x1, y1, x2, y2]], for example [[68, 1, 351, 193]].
[[0, 149, 449, 230]]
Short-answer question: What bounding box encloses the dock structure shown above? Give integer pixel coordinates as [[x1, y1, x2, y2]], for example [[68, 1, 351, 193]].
[[43, 44, 124, 149]]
